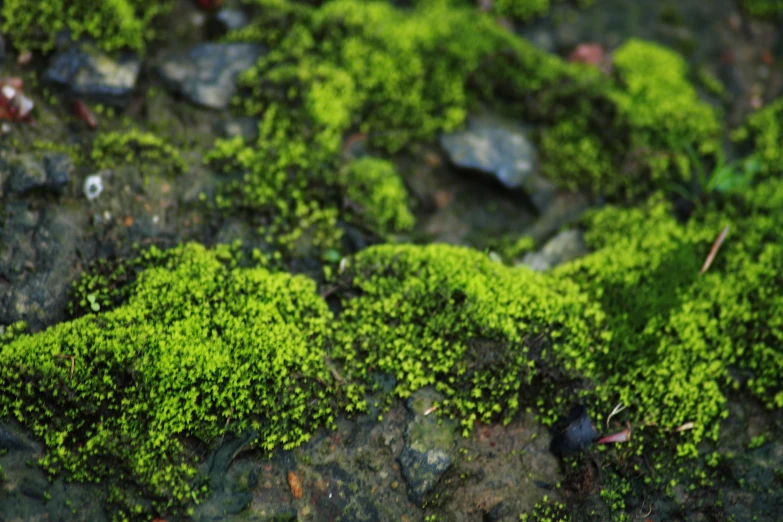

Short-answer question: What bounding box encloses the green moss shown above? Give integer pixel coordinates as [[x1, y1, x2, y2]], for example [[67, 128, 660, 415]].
[[341, 157, 415, 237], [541, 39, 721, 198], [519, 495, 571, 521], [0, 243, 339, 519], [491, 0, 595, 21], [91, 128, 186, 176], [732, 97, 783, 177], [1, 0, 173, 53], [555, 178, 783, 453], [333, 243, 602, 434], [741, 0, 783, 16]]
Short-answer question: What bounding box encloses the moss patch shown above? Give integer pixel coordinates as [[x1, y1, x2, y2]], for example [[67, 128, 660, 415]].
[[1, 0, 174, 53], [0, 243, 338, 518], [732, 97, 783, 177], [91, 128, 186, 176]]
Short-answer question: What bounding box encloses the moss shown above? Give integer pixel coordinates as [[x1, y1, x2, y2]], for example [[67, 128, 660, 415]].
[[555, 178, 783, 453], [519, 495, 571, 521], [333, 243, 603, 434], [541, 40, 721, 198], [491, 0, 595, 21], [91, 128, 186, 176], [0, 243, 339, 519], [740, 0, 783, 16], [732, 97, 783, 177], [341, 157, 415, 237], [0, 0, 174, 54]]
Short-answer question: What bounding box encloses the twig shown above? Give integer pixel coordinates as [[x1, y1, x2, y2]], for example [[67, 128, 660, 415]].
[[636, 497, 652, 518], [54, 354, 75, 379], [700, 225, 730, 275], [215, 408, 234, 449]]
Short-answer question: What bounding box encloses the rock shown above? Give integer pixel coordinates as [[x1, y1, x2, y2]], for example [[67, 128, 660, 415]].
[[42, 153, 73, 193], [215, 116, 259, 141], [44, 44, 141, 105], [522, 191, 591, 243], [158, 43, 265, 109], [0, 423, 30, 452], [549, 405, 597, 457], [3, 154, 46, 194], [208, 5, 251, 36], [520, 229, 588, 271], [440, 112, 551, 208], [0, 153, 71, 195], [398, 388, 457, 505], [0, 204, 89, 331], [194, 430, 258, 520]]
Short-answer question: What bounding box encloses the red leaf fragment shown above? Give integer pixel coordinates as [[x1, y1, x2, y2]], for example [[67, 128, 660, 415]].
[[568, 43, 604, 68], [73, 99, 98, 129]]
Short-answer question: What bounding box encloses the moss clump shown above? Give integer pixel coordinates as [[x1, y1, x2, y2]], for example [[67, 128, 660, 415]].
[[541, 39, 721, 198], [1, 0, 173, 53], [341, 157, 415, 237], [333, 243, 603, 434], [741, 0, 783, 16], [491, 0, 595, 21], [555, 179, 783, 454], [0, 243, 338, 519], [732, 97, 783, 177], [91, 128, 186, 176]]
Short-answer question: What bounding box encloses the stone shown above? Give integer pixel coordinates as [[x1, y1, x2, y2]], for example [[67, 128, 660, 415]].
[[42, 153, 73, 193], [549, 405, 598, 457], [398, 388, 457, 505], [215, 116, 259, 141], [440, 112, 538, 190], [44, 44, 141, 105], [521, 229, 588, 271], [158, 43, 265, 109], [3, 154, 47, 194]]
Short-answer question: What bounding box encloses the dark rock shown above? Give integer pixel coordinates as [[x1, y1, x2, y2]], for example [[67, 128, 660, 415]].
[[312, 463, 379, 521], [523, 191, 591, 244], [44, 44, 141, 105], [194, 430, 258, 520], [440, 112, 539, 191], [3, 154, 47, 194], [0, 423, 30, 452], [550, 405, 598, 457], [398, 388, 457, 505], [1, 153, 72, 195], [0, 204, 89, 331], [521, 229, 588, 271], [158, 43, 265, 109], [42, 153, 73, 193]]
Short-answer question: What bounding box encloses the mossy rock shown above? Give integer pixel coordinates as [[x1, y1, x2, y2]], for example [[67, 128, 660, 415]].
[[0, 243, 339, 518]]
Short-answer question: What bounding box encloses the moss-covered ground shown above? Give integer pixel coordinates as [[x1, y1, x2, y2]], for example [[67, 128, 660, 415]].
[[1, 0, 782, 520]]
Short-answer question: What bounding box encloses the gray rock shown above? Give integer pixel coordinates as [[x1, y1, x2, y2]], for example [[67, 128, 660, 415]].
[[212, 7, 250, 34], [1, 154, 73, 195], [440, 112, 538, 190], [0, 204, 89, 331], [42, 153, 73, 192], [215, 116, 259, 142], [158, 43, 265, 109], [398, 388, 457, 505], [44, 44, 141, 105], [3, 155, 47, 194], [520, 229, 588, 271]]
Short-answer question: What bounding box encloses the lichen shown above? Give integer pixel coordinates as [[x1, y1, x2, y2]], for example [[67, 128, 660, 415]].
[[1, 0, 174, 54], [0, 243, 338, 519]]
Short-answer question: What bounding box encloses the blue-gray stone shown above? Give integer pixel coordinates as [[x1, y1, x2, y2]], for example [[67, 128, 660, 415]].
[[44, 44, 141, 104], [440, 112, 538, 190], [158, 43, 265, 109]]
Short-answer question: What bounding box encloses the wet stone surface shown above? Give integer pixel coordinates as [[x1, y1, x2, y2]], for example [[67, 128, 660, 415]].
[[398, 388, 458, 505], [158, 43, 266, 109], [44, 44, 141, 105]]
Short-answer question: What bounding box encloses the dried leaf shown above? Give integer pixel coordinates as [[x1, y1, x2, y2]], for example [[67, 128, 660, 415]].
[[288, 471, 303, 499]]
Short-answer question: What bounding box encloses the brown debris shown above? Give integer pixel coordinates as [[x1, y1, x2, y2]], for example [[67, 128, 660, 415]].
[[287, 471, 303, 499]]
